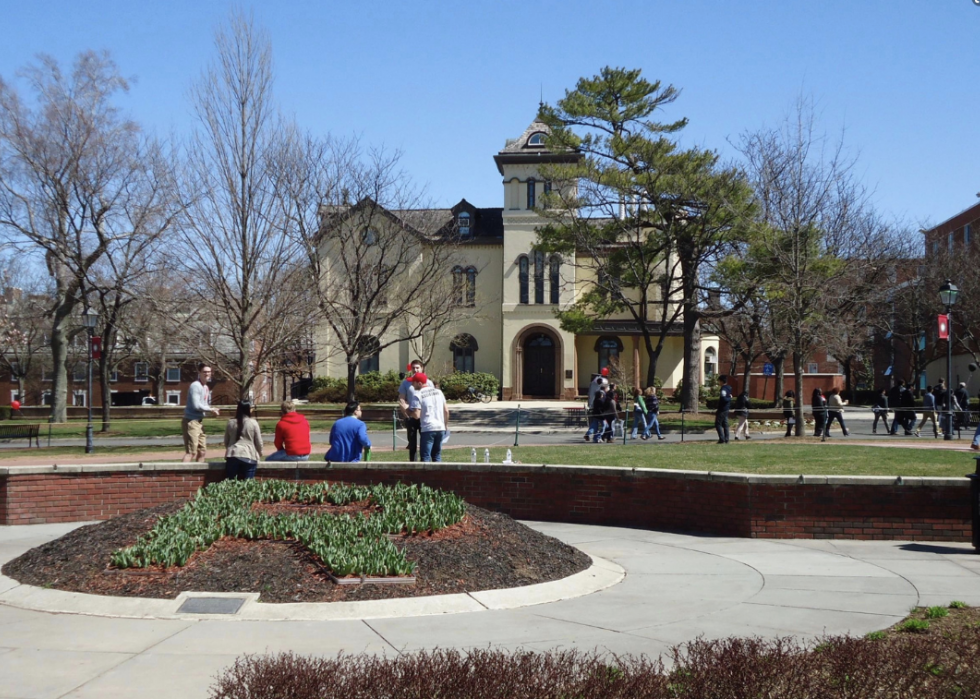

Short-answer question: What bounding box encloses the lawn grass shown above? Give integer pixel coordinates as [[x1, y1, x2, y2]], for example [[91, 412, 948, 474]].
[[20, 418, 392, 440], [393, 442, 975, 478], [0, 437, 972, 479]]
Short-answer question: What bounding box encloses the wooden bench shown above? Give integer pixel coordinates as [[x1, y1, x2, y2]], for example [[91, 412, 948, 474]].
[[0, 423, 41, 447]]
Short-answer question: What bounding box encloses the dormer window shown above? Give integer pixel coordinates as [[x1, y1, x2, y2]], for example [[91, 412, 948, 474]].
[[527, 132, 546, 147], [457, 212, 471, 237]]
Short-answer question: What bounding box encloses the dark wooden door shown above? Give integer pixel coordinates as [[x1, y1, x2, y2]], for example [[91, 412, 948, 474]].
[[522, 333, 555, 397]]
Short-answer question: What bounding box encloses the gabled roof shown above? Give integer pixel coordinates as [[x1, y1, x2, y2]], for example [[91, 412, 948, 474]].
[[319, 197, 503, 245]]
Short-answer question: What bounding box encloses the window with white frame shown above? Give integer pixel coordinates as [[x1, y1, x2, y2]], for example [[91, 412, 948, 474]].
[[807, 363, 819, 374], [166, 366, 181, 383], [41, 390, 52, 406], [166, 390, 181, 405], [110, 368, 119, 383], [703, 347, 718, 378], [72, 390, 86, 407], [10, 390, 20, 403], [134, 362, 149, 383]]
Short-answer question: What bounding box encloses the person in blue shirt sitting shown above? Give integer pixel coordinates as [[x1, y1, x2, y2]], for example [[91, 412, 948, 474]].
[[324, 401, 371, 462]]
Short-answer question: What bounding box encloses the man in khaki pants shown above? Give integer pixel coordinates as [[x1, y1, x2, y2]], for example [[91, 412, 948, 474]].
[[182, 364, 220, 462]]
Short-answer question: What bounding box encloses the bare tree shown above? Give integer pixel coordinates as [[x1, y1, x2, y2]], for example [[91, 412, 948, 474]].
[[737, 99, 893, 432], [180, 12, 315, 401], [0, 51, 179, 421], [0, 261, 51, 404]]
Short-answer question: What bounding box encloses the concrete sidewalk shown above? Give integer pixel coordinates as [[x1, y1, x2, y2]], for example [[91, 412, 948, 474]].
[[1, 521, 978, 699]]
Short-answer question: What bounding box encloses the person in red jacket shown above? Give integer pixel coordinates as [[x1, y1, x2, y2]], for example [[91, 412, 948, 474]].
[[265, 400, 312, 461]]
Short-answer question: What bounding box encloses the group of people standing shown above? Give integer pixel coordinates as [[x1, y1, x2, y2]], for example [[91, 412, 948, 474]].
[[584, 369, 666, 442]]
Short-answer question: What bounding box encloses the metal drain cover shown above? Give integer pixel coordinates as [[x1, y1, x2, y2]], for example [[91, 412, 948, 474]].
[[177, 597, 246, 614]]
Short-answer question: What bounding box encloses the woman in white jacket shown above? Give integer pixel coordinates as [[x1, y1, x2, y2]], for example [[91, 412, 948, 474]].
[[824, 388, 850, 437]]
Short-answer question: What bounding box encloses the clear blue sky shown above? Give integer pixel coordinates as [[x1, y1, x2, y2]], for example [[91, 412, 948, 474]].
[[1, 0, 977, 229]]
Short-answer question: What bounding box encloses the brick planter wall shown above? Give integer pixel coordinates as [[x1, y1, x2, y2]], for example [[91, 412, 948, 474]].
[[0, 462, 971, 541]]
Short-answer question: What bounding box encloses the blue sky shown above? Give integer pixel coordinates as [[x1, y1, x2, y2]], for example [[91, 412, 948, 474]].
[[1, 0, 977, 229]]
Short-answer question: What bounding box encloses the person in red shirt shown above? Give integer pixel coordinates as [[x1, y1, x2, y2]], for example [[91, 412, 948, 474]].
[[265, 400, 311, 461]]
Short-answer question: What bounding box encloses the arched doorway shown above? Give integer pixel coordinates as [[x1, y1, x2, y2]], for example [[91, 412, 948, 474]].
[[522, 332, 557, 397]]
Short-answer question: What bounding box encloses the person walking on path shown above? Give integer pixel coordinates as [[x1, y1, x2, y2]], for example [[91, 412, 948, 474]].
[[955, 382, 970, 432], [935, 380, 952, 438], [325, 401, 371, 463], [811, 388, 827, 438], [824, 387, 849, 437], [408, 372, 449, 462], [630, 387, 650, 440], [914, 386, 939, 438], [888, 380, 908, 435], [733, 389, 751, 440], [585, 370, 609, 441], [592, 383, 614, 443], [398, 360, 432, 462], [715, 375, 732, 444], [266, 400, 312, 461], [223, 401, 262, 480], [782, 390, 796, 437], [644, 386, 666, 440], [182, 364, 220, 463], [872, 388, 889, 434]]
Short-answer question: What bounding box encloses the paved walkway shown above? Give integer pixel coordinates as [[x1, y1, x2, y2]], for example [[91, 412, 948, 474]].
[[1, 520, 978, 699]]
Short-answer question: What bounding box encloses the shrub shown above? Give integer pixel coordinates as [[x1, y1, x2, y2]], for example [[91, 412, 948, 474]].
[[925, 606, 949, 619], [436, 371, 500, 400], [900, 619, 930, 633], [308, 371, 401, 403], [210, 629, 980, 699], [950, 601, 969, 609]]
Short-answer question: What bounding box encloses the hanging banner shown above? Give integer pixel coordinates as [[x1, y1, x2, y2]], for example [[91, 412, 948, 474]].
[[91, 336, 102, 360], [938, 314, 949, 340]]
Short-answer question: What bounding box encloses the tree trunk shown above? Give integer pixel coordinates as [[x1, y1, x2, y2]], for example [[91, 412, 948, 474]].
[[346, 361, 357, 404], [770, 352, 786, 408], [793, 351, 805, 436], [16, 377, 24, 404], [49, 318, 70, 423], [681, 309, 701, 413], [642, 333, 663, 389], [99, 354, 112, 432], [741, 355, 752, 397]]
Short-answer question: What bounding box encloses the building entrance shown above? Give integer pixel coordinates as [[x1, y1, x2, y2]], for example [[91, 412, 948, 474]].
[[522, 333, 556, 397]]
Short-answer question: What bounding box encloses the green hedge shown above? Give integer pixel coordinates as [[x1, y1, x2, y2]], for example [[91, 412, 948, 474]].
[[309, 370, 500, 403]]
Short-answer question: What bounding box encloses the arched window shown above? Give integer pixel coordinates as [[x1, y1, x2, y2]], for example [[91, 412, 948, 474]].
[[465, 266, 477, 307], [534, 250, 545, 304], [450, 334, 478, 373], [356, 336, 381, 374], [452, 265, 464, 306], [457, 212, 471, 237], [527, 132, 546, 147], [518, 255, 529, 305], [526, 178, 536, 209], [362, 228, 378, 246], [549, 255, 561, 304], [704, 347, 718, 379], [595, 336, 623, 373]]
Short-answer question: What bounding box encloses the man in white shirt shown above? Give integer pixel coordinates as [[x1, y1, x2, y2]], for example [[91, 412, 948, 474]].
[[408, 372, 449, 462], [398, 360, 433, 461]]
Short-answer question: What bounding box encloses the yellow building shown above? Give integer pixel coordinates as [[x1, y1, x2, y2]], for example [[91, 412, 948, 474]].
[[315, 117, 718, 399]]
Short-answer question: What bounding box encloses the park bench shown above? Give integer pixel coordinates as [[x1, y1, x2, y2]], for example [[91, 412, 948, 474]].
[[0, 423, 41, 447]]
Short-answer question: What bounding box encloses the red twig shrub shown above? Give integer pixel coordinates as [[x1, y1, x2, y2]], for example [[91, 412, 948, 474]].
[[210, 630, 980, 699]]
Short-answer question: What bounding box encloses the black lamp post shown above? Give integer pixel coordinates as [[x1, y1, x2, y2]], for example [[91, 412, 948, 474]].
[[939, 280, 960, 441], [81, 308, 98, 453]]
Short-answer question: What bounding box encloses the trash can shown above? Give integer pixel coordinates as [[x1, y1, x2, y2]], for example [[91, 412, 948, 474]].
[[971, 456, 980, 551]]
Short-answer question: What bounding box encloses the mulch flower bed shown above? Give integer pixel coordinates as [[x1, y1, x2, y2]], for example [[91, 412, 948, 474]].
[[2, 501, 590, 603]]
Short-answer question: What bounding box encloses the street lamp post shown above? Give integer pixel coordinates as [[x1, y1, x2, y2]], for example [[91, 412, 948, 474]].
[[82, 309, 98, 454], [939, 280, 960, 441]]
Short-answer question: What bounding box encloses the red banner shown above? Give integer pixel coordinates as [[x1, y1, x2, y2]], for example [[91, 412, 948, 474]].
[[938, 315, 949, 340], [91, 336, 102, 360]]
